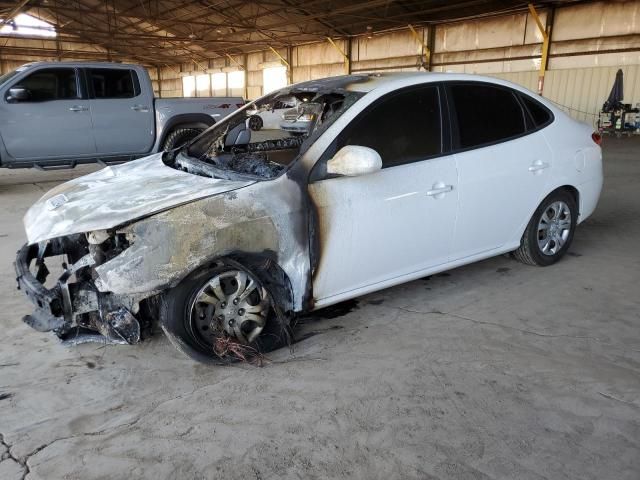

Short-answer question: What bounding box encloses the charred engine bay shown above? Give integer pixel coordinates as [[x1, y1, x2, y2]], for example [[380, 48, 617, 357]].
[[168, 135, 305, 180]]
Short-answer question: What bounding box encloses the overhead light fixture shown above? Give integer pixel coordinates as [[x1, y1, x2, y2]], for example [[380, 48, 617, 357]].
[[366, 25, 373, 39], [188, 33, 197, 40]]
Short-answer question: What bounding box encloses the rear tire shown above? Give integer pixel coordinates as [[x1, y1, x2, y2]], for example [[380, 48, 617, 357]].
[[162, 128, 203, 151], [513, 189, 578, 266]]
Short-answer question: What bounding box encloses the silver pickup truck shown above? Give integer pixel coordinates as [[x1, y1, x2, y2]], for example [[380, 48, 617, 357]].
[[0, 62, 244, 168]]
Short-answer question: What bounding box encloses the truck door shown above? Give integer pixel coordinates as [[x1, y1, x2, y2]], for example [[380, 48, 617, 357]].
[[86, 67, 155, 155], [0, 67, 96, 160]]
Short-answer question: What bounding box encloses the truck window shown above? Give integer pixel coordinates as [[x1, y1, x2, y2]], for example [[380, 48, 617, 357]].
[[12, 68, 78, 102], [89, 68, 138, 99]]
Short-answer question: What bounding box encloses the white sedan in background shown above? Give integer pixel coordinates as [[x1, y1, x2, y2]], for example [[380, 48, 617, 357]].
[[246, 97, 297, 130], [16, 72, 603, 363]]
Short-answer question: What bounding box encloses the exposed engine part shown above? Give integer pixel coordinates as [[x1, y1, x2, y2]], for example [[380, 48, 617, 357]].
[[87, 229, 110, 244], [246, 135, 305, 152], [103, 308, 141, 344], [212, 152, 284, 178], [15, 236, 144, 345]]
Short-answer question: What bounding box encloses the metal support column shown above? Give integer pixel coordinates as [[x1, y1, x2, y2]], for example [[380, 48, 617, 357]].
[[528, 3, 552, 95], [327, 37, 350, 75], [408, 24, 430, 71]]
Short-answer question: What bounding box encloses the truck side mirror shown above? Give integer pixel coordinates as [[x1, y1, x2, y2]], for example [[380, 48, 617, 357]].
[[7, 87, 29, 102], [327, 145, 382, 177]]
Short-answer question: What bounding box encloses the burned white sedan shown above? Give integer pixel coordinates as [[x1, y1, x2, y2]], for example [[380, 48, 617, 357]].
[[15, 73, 603, 362]]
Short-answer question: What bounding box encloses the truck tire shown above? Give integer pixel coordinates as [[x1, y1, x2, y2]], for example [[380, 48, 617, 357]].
[[162, 128, 203, 151]]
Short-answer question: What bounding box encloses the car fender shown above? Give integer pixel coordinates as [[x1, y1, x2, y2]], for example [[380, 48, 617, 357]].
[[93, 173, 311, 313]]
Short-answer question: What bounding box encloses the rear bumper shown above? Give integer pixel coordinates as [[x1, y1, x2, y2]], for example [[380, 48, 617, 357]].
[[578, 176, 603, 223]]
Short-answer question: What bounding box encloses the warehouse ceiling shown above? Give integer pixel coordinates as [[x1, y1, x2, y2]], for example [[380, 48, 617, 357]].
[[0, 0, 576, 67]]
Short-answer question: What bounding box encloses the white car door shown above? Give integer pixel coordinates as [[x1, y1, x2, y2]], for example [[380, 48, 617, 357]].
[[447, 82, 554, 259], [0, 67, 96, 159], [87, 67, 155, 155], [309, 85, 459, 306]]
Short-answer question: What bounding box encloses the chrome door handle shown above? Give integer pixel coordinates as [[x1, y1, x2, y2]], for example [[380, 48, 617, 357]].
[[69, 105, 88, 112], [529, 161, 550, 172], [426, 185, 454, 196], [131, 104, 149, 112]]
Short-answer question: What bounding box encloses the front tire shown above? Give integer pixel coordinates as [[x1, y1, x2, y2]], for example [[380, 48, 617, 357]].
[[513, 190, 578, 266], [159, 261, 284, 363]]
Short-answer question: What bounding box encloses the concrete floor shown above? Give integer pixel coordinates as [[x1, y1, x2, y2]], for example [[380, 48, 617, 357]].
[[0, 139, 639, 480]]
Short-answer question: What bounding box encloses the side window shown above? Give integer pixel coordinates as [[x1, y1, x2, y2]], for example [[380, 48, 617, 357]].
[[89, 69, 137, 99], [520, 94, 553, 128], [337, 85, 442, 168], [12, 68, 78, 102], [449, 84, 525, 149]]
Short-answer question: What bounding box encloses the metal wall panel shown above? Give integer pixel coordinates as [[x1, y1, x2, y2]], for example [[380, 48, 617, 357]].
[[294, 41, 345, 66], [353, 29, 425, 61], [543, 65, 640, 124], [553, 1, 640, 41], [435, 12, 546, 52]]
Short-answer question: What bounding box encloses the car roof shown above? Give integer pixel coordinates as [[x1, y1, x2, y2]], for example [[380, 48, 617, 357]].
[[19, 61, 140, 69], [290, 71, 534, 95]]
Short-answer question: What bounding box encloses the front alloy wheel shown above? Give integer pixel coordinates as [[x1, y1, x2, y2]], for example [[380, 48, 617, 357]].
[[160, 262, 284, 363], [189, 270, 269, 347]]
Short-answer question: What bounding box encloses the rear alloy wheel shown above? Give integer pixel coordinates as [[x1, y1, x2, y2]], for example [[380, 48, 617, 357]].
[[513, 190, 577, 266], [537, 201, 572, 256]]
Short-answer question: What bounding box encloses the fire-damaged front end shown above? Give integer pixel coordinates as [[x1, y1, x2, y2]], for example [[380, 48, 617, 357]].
[[15, 232, 144, 344], [14, 74, 371, 356]]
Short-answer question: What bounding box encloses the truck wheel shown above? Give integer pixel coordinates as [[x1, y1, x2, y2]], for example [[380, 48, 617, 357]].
[[162, 128, 203, 151]]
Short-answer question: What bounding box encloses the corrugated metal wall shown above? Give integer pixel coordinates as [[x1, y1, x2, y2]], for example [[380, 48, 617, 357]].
[[1, 0, 639, 116]]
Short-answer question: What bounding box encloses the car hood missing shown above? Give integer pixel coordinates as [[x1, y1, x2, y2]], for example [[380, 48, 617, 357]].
[[24, 154, 255, 244]]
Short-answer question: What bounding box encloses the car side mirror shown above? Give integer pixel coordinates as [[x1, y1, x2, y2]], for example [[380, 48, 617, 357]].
[[7, 87, 29, 102], [326, 145, 382, 177]]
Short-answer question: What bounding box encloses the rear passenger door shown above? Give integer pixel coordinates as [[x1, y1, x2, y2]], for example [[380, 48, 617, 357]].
[[86, 67, 155, 155], [447, 82, 554, 260], [0, 67, 96, 160]]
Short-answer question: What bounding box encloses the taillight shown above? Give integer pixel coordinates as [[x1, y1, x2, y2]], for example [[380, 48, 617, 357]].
[[591, 132, 602, 146]]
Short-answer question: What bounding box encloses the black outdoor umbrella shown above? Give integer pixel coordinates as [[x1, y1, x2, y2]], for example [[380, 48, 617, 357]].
[[603, 69, 624, 112]]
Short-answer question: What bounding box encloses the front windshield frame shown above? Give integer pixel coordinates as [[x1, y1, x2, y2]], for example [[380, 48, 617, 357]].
[[172, 84, 364, 181]]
